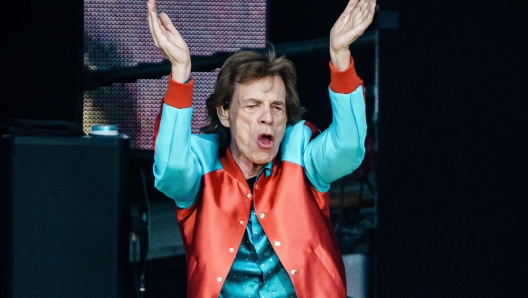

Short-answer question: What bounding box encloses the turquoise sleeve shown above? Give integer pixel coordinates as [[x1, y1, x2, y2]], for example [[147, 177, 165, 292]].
[[303, 85, 367, 192], [153, 103, 222, 208]]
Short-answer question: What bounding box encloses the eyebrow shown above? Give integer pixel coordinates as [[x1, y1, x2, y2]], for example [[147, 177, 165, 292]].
[[244, 98, 285, 106]]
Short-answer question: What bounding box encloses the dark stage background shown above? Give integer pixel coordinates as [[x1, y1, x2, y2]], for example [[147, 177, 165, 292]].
[[2, 0, 527, 297], [375, 1, 528, 297]]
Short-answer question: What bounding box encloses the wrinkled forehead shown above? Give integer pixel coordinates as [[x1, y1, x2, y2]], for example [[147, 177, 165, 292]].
[[232, 76, 286, 104]]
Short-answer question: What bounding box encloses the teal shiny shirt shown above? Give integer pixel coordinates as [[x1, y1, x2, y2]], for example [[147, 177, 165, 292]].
[[219, 163, 297, 298]]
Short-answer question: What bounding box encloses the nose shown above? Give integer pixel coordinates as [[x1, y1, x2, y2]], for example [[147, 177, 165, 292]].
[[258, 105, 273, 125]]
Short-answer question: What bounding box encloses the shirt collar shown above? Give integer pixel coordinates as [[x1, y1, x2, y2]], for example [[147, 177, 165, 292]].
[[256, 161, 273, 180]]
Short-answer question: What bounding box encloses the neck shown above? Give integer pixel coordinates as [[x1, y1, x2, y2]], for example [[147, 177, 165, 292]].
[[240, 164, 263, 180], [229, 144, 265, 180]]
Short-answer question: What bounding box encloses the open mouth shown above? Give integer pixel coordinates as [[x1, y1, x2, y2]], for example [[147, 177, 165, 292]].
[[257, 133, 274, 149]]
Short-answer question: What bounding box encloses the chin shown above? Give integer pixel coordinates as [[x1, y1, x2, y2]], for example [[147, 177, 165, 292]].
[[251, 152, 275, 165]]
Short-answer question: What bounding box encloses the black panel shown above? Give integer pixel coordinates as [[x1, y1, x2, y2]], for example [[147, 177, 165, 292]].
[[376, 1, 528, 297], [0, 0, 83, 124], [0, 136, 129, 298]]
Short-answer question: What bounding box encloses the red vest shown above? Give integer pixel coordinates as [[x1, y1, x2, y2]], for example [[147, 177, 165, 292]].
[[176, 147, 347, 297]]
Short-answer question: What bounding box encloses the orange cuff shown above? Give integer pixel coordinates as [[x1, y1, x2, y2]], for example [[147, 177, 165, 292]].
[[329, 56, 361, 94], [164, 75, 194, 108]]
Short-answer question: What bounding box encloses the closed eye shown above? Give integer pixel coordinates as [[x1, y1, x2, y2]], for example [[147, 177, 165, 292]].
[[272, 105, 285, 114]]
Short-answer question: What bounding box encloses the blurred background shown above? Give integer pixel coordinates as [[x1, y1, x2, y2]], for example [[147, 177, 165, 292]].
[[1, 0, 527, 297]]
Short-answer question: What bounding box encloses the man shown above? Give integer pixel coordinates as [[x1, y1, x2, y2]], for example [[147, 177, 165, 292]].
[[148, 0, 375, 296]]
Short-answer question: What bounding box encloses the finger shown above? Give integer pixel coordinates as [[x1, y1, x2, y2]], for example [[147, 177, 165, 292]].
[[353, 0, 371, 19], [351, 0, 374, 25], [343, 0, 358, 14], [156, 14, 168, 37], [363, 1, 376, 17], [364, 0, 377, 17], [147, 0, 157, 13], [354, 1, 376, 30], [147, 6, 156, 34], [150, 10, 167, 47], [147, 10, 160, 47], [148, 0, 168, 37], [335, 0, 357, 26], [147, 0, 161, 35], [159, 12, 184, 40], [346, 0, 359, 10], [356, 0, 375, 23], [370, 1, 377, 15], [361, 0, 373, 11], [365, 2, 377, 23]]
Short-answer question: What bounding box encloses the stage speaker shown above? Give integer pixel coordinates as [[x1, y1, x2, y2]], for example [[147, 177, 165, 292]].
[[0, 135, 129, 298]]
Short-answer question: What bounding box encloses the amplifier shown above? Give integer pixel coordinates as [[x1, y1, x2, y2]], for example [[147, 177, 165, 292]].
[[0, 135, 129, 298]]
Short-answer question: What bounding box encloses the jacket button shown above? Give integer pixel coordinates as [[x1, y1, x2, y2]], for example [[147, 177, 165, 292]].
[[247, 193, 252, 199], [259, 212, 265, 219], [217, 277, 223, 282], [239, 220, 244, 225], [274, 241, 281, 247], [255, 184, 259, 190], [229, 248, 235, 253], [291, 269, 297, 275]]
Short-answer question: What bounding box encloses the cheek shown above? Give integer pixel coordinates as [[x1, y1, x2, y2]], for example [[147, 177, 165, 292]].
[[233, 115, 254, 141], [274, 123, 287, 144], [276, 116, 288, 132]]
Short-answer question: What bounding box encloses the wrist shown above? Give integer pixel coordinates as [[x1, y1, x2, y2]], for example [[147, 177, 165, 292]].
[[330, 48, 351, 71], [171, 63, 191, 84]]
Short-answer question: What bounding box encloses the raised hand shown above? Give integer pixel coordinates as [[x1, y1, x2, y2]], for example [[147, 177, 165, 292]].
[[330, 0, 376, 70], [147, 0, 191, 83]]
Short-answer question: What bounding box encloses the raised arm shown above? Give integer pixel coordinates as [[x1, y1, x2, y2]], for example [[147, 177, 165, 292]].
[[147, 0, 191, 83], [148, 0, 204, 207], [304, 0, 375, 189], [329, 0, 376, 71]]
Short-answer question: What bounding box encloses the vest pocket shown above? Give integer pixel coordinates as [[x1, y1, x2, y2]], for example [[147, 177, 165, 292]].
[[314, 244, 345, 297]]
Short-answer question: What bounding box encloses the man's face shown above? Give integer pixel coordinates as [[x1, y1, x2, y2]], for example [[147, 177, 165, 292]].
[[218, 76, 287, 174]]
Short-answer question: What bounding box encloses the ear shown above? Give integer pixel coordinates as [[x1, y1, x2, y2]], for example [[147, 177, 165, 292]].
[[216, 106, 230, 128]]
